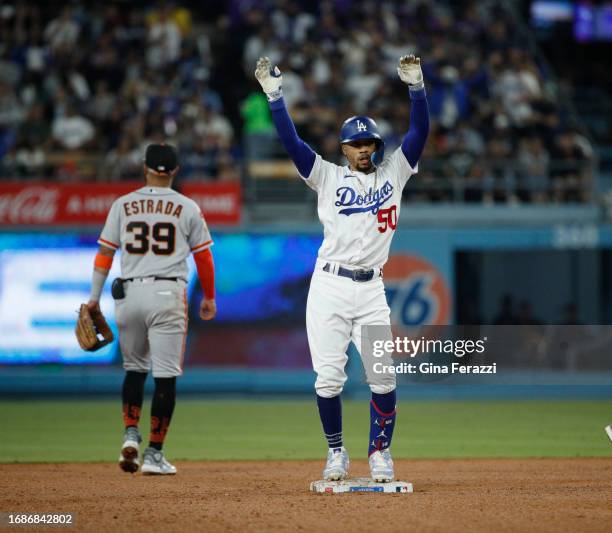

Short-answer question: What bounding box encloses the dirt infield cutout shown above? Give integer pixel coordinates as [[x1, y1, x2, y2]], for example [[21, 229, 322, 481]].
[[2, 458, 612, 532]]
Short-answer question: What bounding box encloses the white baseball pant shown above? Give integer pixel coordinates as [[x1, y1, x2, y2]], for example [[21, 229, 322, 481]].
[[306, 260, 396, 398]]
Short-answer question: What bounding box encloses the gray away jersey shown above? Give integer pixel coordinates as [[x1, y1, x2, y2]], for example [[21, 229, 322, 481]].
[[98, 186, 213, 279]]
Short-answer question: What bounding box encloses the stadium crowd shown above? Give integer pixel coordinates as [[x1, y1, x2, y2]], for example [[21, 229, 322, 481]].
[[0, 0, 594, 203]]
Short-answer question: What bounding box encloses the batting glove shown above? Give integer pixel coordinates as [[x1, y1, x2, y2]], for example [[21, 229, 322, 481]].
[[255, 57, 283, 102], [397, 54, 424, 90]]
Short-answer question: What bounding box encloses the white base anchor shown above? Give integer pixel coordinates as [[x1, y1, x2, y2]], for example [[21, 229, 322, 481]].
[[310, 477, 413, 493]]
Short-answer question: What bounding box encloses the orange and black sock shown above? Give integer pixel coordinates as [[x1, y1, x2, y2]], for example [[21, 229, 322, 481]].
[[122, 371, 147, 428], [149, 377, 176, 450]]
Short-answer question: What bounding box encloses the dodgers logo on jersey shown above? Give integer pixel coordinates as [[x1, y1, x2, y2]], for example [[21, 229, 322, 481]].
[[335, 180, 393, 215], [384, 254, 452, 326]]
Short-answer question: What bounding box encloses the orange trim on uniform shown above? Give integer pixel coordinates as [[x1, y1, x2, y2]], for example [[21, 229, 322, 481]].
[[98, 238, 119, 250], [193, 248, 215, 299], [94, 253, 113, 270], [179, 288, 188, 373], [191, 240, 213, 253]]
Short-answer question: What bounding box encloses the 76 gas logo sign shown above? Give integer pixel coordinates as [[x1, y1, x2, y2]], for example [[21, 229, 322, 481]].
[[384, 254, 452, 326]]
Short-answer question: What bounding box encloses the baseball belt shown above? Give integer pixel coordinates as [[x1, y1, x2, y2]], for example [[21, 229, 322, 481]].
[[123, 276, 184, 283], [322, 263, 381, 282]]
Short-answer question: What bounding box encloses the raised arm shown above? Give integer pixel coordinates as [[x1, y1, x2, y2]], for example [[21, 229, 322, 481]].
[[397, 55, 430, 168], [255, 57, 316, 178]]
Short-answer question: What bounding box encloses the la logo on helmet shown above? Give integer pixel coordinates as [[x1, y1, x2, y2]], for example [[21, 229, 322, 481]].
[[356, 120, 367, 132]]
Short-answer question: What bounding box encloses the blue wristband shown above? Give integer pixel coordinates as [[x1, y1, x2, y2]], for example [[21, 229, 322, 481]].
[[409, 86, 427, 100], [269, 96, 286, 111]]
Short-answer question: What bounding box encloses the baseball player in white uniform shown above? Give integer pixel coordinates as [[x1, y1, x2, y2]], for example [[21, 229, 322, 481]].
[[87, 143, 216, 475], [255, 55, 429, 481]]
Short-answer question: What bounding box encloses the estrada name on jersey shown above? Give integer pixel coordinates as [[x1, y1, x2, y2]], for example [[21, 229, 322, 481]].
[[99, 186, 213, 281], [302, 147, 417, 270], [122, 198, 184, 218]]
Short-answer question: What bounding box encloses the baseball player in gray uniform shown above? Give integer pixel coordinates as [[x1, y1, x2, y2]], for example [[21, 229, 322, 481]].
[[87, 144, 216, 474]]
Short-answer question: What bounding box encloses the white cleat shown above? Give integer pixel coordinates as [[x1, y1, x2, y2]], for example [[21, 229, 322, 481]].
[[369, 449, 394, 482], [605, 425, 612, 443], [141, 447, 177, 475], [323, 446, 349, 481], [119, 427, 141, 474]]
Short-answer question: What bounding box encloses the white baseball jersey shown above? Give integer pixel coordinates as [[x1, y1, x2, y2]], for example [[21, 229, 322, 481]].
[[98, 186, 213, 279], [302, 147, 417, 270]]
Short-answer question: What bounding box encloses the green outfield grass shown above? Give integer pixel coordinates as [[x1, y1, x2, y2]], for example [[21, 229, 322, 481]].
[[1, 399, 611, 463]]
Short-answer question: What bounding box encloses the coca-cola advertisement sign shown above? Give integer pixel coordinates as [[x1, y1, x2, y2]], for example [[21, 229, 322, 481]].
[[0, 182, 241, 226], [0, 185, 61, 224]]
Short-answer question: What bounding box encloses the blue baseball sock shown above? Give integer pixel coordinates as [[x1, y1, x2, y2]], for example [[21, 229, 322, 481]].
[[316, 394, 343, 449], [369, 390, 397, 456]]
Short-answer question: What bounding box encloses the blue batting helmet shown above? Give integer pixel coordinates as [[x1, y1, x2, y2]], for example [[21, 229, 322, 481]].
[[339, 116, 385, 165]]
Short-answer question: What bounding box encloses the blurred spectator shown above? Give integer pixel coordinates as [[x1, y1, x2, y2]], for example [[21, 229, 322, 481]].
[[243, 26, 280, 75], [146, 6, 182, 69], [462, 163, 487, 203], [241, 92, 277, 161], [44, 6, 80, 51], [0, 0, 593, 197], [517, 136, 549, 203], [270, 1, 315, 44], [193, 104, 234, 148], [51, 104, 95, 150], [483, 136, 516, 204], [492, 48, 542, 128], [0, 81, 24, 157], [100, 136, 142, 181], [18, 103, 50, 149], [1, 141, 45, 178], [346, 50, 384, 112], [274, 60, 305, 110], [216, 151, 240, 182], [551, 133, 588, 202], [88, 81, 116, 122], [320, 132, 343, 166], [180, 136, 218, 180], [424, 53, 489, 125]]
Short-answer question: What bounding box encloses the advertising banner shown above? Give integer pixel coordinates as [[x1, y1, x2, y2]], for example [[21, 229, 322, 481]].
[[0, 182, 241, 226], [180, 182, 241, 225]]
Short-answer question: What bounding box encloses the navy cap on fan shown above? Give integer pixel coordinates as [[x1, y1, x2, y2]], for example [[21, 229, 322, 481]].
[[145, 143, 178, 173]]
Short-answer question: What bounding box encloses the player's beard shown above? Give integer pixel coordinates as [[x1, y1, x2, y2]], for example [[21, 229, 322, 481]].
[[356, 154, 374, 173]]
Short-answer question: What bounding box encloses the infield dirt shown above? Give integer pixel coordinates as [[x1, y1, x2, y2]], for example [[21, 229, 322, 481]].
[[1, 458, 611, 532]]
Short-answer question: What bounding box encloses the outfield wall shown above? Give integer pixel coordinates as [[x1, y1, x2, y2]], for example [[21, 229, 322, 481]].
[[1, 222, 611, 397]]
